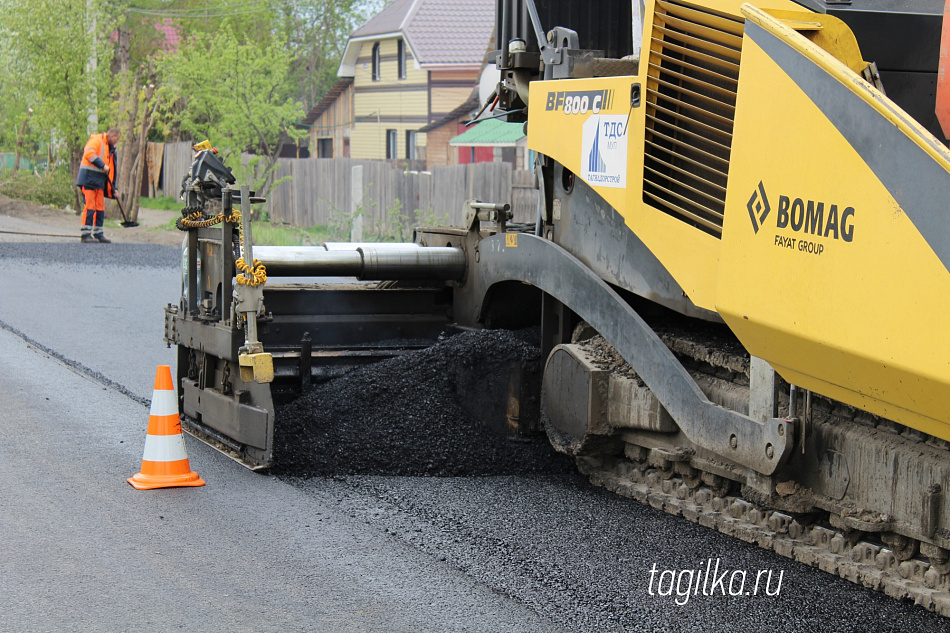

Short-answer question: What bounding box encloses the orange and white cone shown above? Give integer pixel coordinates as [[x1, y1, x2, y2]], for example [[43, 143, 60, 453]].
[[127, 365, 205, 490]]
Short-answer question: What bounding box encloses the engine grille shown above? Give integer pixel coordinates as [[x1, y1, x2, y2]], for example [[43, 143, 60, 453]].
[[643, 0, 743, 237]]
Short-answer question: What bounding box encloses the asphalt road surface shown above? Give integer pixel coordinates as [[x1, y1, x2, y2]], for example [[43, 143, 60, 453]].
[[2, 219, 949, 632]]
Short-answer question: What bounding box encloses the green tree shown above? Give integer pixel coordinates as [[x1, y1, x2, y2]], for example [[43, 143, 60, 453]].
[[99, 2, 172, 223], [0, 37, 37, 176], [0, 0, 384, 210], [276, 0, 379, 112], [0, 0, 104, 194], [158, 25, 304, 197]]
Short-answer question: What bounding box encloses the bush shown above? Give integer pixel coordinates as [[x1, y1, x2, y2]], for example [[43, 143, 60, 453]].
[[0, 169, 75, 208]]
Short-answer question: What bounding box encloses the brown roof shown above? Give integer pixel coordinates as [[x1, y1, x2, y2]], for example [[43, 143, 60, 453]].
[[153, 19, 181, 53], [351, 0, 416, 38], [298, 77, 354, 128], [403, 0, 494, 67], [342, 0, 494, 72]]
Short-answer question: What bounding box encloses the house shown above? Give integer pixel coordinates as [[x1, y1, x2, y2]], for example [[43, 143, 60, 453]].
[[416, 93, 484, 167], [303, 0, 494, 162], [419, 90, 531, 169], [153, 19, 181, 53], [300, 78, 354, 158], [449, 118, 530, 169]]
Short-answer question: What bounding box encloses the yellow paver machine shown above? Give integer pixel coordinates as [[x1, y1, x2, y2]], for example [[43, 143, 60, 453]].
[[165, 0, 950, 613]]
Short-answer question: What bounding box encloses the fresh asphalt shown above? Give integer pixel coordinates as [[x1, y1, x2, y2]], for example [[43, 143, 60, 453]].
[[0, 228, 947, 632]]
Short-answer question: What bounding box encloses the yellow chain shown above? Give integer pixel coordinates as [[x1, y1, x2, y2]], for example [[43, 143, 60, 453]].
[[235, 256, 267, 286], [178, 206, 266, 286], [177, 208, 241, 229], [230, 207, 266, 285], [177, 209, 224, 229]]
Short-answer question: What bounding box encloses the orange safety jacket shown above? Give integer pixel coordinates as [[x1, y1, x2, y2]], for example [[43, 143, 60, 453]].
[[75, 133, 116, 197]]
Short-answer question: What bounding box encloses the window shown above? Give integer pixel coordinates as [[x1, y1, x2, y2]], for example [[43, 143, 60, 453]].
[[397, 39, 406, 80], [372, 42, 381, 81], [405, 131, 416, 160], [317, 138, 333, 158], [386, 129, 397, 159]]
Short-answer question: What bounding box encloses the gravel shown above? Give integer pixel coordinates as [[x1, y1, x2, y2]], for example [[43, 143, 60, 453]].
[[289, 474, 950, 633], [275, 325, 950, 632], [274, 328, 575, 477]]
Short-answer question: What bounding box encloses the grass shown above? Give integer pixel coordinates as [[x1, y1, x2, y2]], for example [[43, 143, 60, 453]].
[[250, 221, 331, 246], [149, 212, 332, 247], [139, 195, 185, 211], [0, 175, 331, 247], [0, 174, 364, 249], [153, 216, 181, 232]]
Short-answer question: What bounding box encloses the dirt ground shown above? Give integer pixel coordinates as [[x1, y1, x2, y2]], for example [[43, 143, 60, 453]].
[[0, 193, 184, 246]]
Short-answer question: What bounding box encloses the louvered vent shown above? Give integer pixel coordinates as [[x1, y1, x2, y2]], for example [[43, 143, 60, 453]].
[[643, 0, 743, 237]]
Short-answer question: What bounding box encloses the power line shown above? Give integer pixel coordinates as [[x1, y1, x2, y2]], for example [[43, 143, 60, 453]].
[[123, 0, 280, 18], [126, 0, 271, 13]]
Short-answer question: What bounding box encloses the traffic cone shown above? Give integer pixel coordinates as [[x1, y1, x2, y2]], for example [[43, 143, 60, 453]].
[[128, 365, 205, 490]]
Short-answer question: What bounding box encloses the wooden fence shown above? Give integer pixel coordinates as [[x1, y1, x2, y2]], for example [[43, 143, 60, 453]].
[[156, 144, 539, 234], [265, 158, 538, 233], [157, 141, 194, 197]]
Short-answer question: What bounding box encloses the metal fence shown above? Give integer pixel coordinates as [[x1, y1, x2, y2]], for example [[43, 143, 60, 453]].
[[0, 153, 32, 172], [156, 144, 539, 233]]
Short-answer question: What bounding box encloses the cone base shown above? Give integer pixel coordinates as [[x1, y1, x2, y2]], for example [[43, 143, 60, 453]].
[[127, 471, 205, 490]]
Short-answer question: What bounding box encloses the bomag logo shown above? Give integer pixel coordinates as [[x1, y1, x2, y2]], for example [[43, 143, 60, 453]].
[[746, 181, 771, 234], [747, 181, 855, 256]]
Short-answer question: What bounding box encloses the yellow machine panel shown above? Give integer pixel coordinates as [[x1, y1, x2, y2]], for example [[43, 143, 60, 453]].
[[167, 0, 950, 611], [528, 0, 810, 312], [718, 6, 950, 440], [529, 75, 725, 311], [528, 1, 950, 442]]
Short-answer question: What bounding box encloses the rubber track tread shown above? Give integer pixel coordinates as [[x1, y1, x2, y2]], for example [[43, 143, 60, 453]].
[[578, 456, 950, 616]]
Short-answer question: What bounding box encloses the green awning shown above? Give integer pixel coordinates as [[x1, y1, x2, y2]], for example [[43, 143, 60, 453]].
[[449, 118, 526, 148]]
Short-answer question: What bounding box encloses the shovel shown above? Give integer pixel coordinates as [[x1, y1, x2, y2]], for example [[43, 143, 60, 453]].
[[115, 195, 139, 228], [109, 174, 139, 227]]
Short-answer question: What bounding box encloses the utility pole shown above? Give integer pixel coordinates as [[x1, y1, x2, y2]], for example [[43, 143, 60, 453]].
[[86, 0, 98, 134]]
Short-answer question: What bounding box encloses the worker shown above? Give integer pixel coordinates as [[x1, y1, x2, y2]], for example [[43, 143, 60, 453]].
[[75, 127, 121, 243]]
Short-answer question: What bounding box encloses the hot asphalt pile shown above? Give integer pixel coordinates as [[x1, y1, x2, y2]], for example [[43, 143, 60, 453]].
[[274, 328, 575, 477]]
